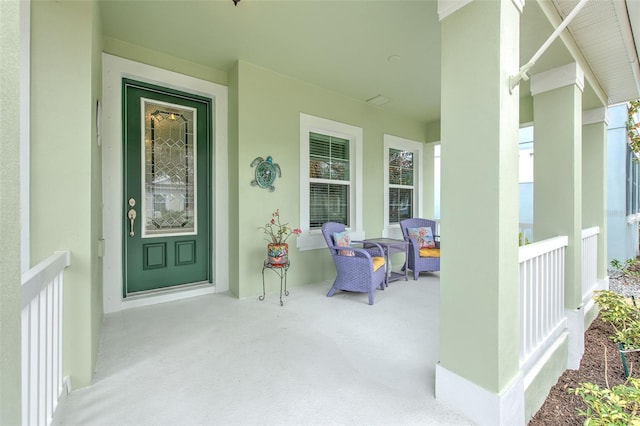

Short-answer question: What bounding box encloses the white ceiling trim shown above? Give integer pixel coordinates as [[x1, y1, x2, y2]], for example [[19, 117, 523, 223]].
[[437, 0, 473, 21], [512, 0, 525, 13], [438, 0, 523, 21], [612, 0, 640, 100]]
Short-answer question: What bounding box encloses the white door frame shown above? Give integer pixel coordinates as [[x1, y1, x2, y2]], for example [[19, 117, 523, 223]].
[[102, 53, 229, 313]]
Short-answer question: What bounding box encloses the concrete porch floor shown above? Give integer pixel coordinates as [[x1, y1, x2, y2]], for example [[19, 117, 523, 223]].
[[52, 274, 473, 425]]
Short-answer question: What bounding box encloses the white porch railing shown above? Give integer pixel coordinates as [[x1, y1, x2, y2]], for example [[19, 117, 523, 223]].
[[581, 227, 600, 302], [518, 236, 568, 370], [21, 250, 70, 426]]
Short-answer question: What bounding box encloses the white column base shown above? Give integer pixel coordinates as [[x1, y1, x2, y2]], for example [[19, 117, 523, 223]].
[[565, 307, 585, 369], [435, 364, 525, 426], [598, 276, 609, 291]]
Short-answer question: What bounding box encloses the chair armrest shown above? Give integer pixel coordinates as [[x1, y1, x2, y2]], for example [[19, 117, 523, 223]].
[[328, 244, 379, 260], [404, 236, 420, 251]]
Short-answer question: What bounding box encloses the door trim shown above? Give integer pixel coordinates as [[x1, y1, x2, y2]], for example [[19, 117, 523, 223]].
[[102, 53, 229, 313]]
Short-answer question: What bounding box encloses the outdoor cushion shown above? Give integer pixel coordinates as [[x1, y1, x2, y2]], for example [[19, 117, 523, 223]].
[[333, 231, 355, 256], [419, 248, 440, 258], [372, 256, 385, 272], [407, 226, 436, 248]]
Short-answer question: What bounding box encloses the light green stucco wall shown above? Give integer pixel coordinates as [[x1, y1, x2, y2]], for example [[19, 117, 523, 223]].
[[425, 120, 441, 143], [228, 63, 240, 297], [103, 37, 228, 87], [520, 95, 534, 124], [234, 61, 428, 298], [0, 0, 23, 422], [31, 0, 102, 388]]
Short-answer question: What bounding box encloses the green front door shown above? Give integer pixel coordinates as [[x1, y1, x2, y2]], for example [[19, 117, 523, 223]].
[[123, 79, 212, 296]]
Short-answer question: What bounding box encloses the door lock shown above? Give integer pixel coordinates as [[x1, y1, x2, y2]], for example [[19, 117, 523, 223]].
[[128, 209, 137, 237]]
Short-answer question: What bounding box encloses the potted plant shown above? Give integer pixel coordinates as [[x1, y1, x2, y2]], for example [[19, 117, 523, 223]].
[[258, 209, 301, 267]]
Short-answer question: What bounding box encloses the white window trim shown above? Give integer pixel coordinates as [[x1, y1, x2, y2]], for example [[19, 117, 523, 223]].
[[298, 113, 363, 251], [434, 143, 441, 220], [382, 134, 423, 239]]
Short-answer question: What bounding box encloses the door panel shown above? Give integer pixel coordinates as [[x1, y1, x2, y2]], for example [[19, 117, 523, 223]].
[[123, 79, 211, 295]]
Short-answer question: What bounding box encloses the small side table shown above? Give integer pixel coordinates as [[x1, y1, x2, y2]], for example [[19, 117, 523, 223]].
[[362, 238, 409, 286], [260, 260, 290, 306]]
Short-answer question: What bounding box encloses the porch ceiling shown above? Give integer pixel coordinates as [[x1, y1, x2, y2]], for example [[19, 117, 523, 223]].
[[98, 0, 640, 124]]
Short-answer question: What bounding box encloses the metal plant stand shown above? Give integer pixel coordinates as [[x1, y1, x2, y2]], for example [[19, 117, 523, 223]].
[[260, 260, 290, 306]]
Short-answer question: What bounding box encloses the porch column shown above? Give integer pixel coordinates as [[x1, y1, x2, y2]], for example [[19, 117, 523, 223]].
[[531, 63, 584, 368], [436, 1, 523, 425], [0, 0, 23, 423], [582, 107, 609, 287]]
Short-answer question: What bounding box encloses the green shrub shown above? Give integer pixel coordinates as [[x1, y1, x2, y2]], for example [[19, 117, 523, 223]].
[[611, 258, 640, 278], [572, 291, 640, 424], [594, 290, 640, 349], [573, 378, 640, 425]]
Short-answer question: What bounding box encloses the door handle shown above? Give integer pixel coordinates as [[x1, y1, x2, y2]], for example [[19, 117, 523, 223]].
[[128, 209, 137, 237]]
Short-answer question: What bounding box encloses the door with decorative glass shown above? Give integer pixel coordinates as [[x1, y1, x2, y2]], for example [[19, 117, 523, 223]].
[[123, 79, 212, 295]]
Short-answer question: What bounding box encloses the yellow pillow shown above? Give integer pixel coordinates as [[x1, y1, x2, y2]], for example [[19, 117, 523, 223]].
[[419, 248, 440, 258], [372, 256, 386, 272]]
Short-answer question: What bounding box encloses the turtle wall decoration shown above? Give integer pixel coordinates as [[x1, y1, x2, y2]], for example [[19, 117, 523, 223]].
[[250, 156, 281, 192]]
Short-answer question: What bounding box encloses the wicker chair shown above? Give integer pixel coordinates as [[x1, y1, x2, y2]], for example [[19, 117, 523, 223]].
[[399, 218, 440, 280], [321, 222, 386, 305]]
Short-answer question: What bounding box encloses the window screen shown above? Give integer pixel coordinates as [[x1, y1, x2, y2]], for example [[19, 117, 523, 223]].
[[309, 132, 350, 228], [388, 148, 414, 223]]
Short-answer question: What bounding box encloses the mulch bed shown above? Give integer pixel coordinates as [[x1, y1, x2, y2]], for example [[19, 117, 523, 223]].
[[528, 316, 640, 425]]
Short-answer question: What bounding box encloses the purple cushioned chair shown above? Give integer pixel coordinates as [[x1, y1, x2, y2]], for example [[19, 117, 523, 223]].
[[399, 218, 440, 280], [321, 222, 386, 305]]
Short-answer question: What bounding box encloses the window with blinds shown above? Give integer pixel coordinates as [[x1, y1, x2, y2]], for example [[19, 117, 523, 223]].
[[309, 132, 350, 228], [388, 148, 414, 224]]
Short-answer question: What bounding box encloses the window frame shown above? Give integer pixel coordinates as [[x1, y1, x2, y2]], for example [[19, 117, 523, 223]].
[[383, 134, 423, 239], [298, 113, 363, 251], [626, 145, 640, 223]]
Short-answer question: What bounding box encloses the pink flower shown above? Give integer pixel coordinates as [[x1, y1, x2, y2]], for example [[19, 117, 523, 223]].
[[258, 210, 302, 244]]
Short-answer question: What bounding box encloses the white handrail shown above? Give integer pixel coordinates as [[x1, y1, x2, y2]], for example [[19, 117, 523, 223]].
[[518, 235, 569, 263], [581, 226, 600, 239], [21, 250, 70, 426], [21, 251, 70, 309]]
